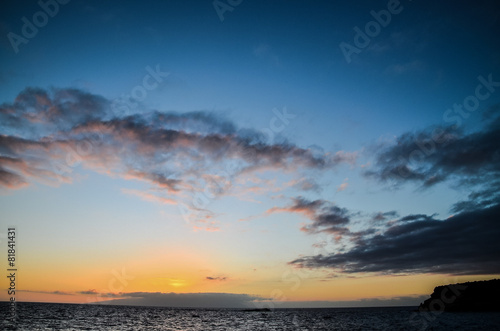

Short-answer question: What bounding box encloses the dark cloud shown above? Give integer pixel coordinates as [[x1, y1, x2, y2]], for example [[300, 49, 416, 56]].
[[451, 180, 500, 213], [371, 211, 398, 223], [25, 289, 261, 308], [18, 290, 73, 296], [148, 111, 237, 135], [289, 203, 500, 275], [283, 111, 500, 276], [1, 87, 110, 138], [357, 111, 500, 277], [267, 197, 351, 237], [78, 289, 100, 295], [206, 276, 227, 281], [291, 177, 321, 192], [397, 214, 436, 223], [100, 292, 262, 308], [76, 290, 123, 298], [364, 109, 500, 190]]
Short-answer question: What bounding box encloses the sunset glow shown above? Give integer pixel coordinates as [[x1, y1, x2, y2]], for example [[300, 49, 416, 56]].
[[1, 0, 499, 311]]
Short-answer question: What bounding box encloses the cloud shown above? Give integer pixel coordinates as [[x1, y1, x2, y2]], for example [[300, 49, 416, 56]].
[[0, 87, 355, 221], [371, 211, 398, 223], [18, 289, 73, 296], [362, 108, 500, 252], [193, 225, 220, 232], [287, 177, 321, 192], [364, 111, 500, 190], [77, 289, 123, 297], [206, 276, 227, 281], [0, 87, 110, 137], [451, 182, 500, 213], [337, 178, 349, 192], [100, 292, 262, 308], [0, 163, 27, 188], [267, 197, 351, 238], [20, 288, 427, 308], [282, 112, 500, 277], [0, 137, 73, 188], [289, 203, 500, 275], [78, 289, 99, 295], [122, 188, 176, 205]]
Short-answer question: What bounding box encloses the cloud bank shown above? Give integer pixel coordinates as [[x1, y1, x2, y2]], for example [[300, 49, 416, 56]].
[[99, 292, 261, 309], [21, 289, 427, 308], [267, 197, 352, 239], [3, 87, 499, 277], [0, 87, 356, 227], [289, 203, 500, 275], [286, 110, 500, 276], [364, 109, 500, 192]]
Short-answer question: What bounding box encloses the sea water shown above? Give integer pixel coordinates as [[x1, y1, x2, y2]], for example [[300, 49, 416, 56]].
[[2, 302, 500, 330]]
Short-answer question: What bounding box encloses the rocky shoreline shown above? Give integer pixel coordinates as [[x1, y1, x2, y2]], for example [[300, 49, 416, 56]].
[[418, 279, 500, 312]]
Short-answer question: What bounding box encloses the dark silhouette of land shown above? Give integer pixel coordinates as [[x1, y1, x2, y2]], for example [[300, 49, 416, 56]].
[[241, 308, 272, 312], [418, 279, 500, 312]]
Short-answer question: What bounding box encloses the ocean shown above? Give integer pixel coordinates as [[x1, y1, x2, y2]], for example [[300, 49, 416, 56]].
[[2, 302, 500, 330]]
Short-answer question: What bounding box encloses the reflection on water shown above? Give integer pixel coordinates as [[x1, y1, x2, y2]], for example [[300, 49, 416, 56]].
[[1, 302, 500, 330]]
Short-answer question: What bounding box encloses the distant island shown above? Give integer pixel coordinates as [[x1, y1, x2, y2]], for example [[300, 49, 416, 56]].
[[418, 279, 500, 312]]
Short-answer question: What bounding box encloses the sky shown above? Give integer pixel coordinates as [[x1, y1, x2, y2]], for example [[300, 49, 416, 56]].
[[0, 0, 499, 309]]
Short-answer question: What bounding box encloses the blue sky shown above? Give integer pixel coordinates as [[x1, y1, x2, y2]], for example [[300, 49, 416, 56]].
[[1, 0, 499, 308]]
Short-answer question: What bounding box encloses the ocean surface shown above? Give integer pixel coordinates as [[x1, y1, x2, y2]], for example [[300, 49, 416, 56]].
[[2, 302, 500, 330]]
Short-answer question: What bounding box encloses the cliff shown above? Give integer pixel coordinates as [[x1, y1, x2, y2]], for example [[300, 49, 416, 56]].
[[418, 279, 500, 312]]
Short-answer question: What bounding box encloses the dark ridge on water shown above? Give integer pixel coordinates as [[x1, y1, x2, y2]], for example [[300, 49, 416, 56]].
[[418, 279, 500, 312]]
